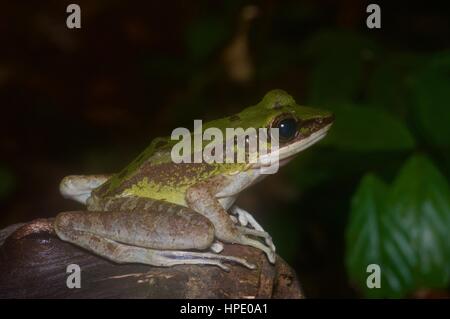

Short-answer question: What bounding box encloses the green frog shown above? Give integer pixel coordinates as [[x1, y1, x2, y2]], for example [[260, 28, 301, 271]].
[[55, 89, 334, 271]]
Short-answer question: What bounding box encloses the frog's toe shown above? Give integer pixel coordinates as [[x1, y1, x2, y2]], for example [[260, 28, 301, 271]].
[[222, 255, 256, 270], [230, 215, 238, 224], [237, 226, 276, 252], [156, 250, 255, 270], [236, 232, 276, 264], [199, 252, 256, 270], [168, 258, 230, 272], [237, 213, 249, 227], [216, 262, 230, 272], [210, 240, 224, 253], [267, 239, 276, 253]]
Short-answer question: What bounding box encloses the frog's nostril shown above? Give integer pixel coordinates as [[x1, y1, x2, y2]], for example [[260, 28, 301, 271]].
[[317, 114, 335, 126]]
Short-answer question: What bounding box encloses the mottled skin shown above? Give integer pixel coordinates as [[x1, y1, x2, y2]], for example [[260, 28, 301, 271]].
[[55, 90, 334, 271]]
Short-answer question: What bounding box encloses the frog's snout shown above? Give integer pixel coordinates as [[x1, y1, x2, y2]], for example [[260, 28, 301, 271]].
[[316, 112, 335, 127]]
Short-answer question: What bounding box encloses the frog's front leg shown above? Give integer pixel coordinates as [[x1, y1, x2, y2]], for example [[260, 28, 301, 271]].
[[186, 180, 276, 263], [60, 174, 112, 204], [230, 206, 276, 252], [54, 209, 255, 271]]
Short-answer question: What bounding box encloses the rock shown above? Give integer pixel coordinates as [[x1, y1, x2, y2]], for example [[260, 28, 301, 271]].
[[0, 219, 304, 299]]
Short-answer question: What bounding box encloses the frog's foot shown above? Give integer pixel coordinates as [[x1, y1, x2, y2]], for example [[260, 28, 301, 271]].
[[230, 206, 276, 252], [211, 226, 275, 263], [152, 250, 256, 271]]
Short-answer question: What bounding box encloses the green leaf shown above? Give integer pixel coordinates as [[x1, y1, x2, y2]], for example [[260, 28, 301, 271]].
[[389, 155, 450, 289], [346, 155, 450, 297], [346, 174, 389, 298], [322, 103, 415, 151], [412, 51, 450, 147]]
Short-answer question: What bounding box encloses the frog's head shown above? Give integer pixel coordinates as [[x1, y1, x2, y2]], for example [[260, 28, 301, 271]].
[[223, 89, 334, 168], [261, 89, 333, 163]]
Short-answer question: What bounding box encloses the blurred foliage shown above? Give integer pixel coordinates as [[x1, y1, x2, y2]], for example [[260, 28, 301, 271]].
[[0, 165, 15, 201], [346, 156, 450, 297], [186, 17, 230, 62], [304, 30, 380, 106], [299, 29, 450, 297], [412, 51, 450, 147], [321, 103, 415, 151]]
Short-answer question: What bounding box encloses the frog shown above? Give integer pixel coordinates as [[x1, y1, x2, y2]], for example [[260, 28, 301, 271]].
[[55, 89, 334, 271]]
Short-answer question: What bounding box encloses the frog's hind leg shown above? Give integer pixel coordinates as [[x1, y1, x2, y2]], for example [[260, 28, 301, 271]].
[[54, 210, 255, 270]]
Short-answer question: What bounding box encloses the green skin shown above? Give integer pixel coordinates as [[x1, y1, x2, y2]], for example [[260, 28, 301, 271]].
[[55, 89, 334, 271]]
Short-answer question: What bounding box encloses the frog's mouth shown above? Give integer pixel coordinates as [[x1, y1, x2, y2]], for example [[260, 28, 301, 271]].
[[254, 122, 333, 169]]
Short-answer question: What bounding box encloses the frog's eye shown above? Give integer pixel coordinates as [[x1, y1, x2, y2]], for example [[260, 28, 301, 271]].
[[272, 116, 298, 142]]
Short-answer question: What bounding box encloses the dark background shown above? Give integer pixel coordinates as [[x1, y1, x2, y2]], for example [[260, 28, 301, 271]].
[[1, 0, 449, 298]]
